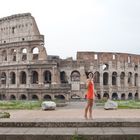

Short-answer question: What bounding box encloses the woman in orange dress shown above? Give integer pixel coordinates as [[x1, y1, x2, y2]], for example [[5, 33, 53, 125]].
[[84, 72, 95, 120]]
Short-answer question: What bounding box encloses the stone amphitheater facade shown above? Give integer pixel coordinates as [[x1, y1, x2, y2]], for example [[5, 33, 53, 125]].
[[0, 13, 139, 100]]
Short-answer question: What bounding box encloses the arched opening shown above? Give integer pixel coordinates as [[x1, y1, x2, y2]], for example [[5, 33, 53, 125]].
[[10, 95, 16, 100], [44, 70, 51, 84], [60, 71, 67, 83], [32, 47, 39, 60], [102, 64, 109, 70], [71, 70, 80, 82], [134, 73, 138, 86], [128, 72, 132, 85], [43, 95, 52, 100], [21, 48, 27, 61], [97, 94, 101, 100], [2, 50, 7, 61], [112, 93, 118, 100], [32, 95, 39, 100], [20, 94, 27, 100], [120, 72, 125, 86], [55, 95, 65, 100], [1, 72, 6, 84], [112, 72, 117, 85], [94, 71, 100, 83], [32, 71, 38, 84], [10, 72, 16, 84], [11, 49, 17, 61], [128, 93, 133, 100], [0, 94, 6, 100], [135, 93, 139, 100], [121, 93, 126, 100], [103, 72, 108, 85], [103, 92, 109, 99], [20, 71, 26, 84]]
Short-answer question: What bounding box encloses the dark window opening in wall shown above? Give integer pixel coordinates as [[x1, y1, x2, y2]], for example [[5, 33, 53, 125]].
[[44, 70, 51, 84], [121, 93, 125, 100], [10, 72, 16, 84], [32, 71, 38, 84], [71, 70, 80, 82], [112, 72, 117, 85], [2, 50, 7, 61], [102, 64, 109, 71], [13, 55, 16, 61], [32, 95, 39, 100], [1, 72, 6, 84], [128, 56, 131, 63], [20, 94, 27, 100], [10, 95, 16, 100], [128, 72, 132, 85], [94, 71, 100, 83], [60, 71, 68, 83], [32, 47, 39, 60], [134, 73, 138, 86], [103, 92, 109, 99], [128, 93, 133, 100], [120, 72, 125, 85], [112, 93, 118, 100], [135, 93, 138, 100], [12, 27, 15, 34], [103, 72, 108, 85], [134, 65, 138, 71], [55, 95, 65, 100], [112, 54, 116, 60], [43, 95, 52, 100], [20, 71, 26, 84], [22, 38, 25, 41], [94, 54, 98, 60], [0, 94, 6, 100], [4, 41, 6, 43]]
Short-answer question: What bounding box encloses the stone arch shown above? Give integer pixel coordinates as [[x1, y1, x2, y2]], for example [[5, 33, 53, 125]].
[[1, 72, 6, 84], [31, 94, 39, 100], [121, 93, 126, 100], [128, 72, 132, 85], [103, 92, 109, 99], [55, 95, 65, 100], [31, 71, 38, 84], [94, 71, 100, 83], [20, 94, 27, 100], [20, 71, 27, 84], [60, 71, 68, 83], [10, 72, 16, 84], [128, 93, 133, 100], [10, 49, 17, 61], [43, 95, 52, 100], [71, 70, 80, 82], [21, 48, 27, 61], [135, 93, 139, 100], [2, 50, 7, 61], [112, 72, 117, 85], [102, 63, 109, 70], [32, 47, 39, 60], [43, 70, 51, 84], [103, 72, 109, 85], [120, 72, 125, 85], [134, 73, 138, 86], [112, 93, 118, 100], [10, 95, 16, 100]]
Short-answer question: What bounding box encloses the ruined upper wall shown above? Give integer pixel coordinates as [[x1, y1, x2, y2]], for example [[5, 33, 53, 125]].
[[0, 13, 44, 44], [77, 51, 140, 64]]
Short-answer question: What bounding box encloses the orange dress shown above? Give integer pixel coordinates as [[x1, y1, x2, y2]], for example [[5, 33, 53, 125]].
[[86, 81, 95, 100]]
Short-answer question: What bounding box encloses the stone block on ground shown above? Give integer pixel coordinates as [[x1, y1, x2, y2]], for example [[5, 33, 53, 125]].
[[104, 99, 118, 110], [41, 101, 56, 110]]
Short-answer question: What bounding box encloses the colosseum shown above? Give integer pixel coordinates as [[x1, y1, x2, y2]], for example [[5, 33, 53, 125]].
[[0, 13, 139, 101]]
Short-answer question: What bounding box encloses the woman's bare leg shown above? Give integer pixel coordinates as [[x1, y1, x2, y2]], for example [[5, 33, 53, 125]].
[[84, 100, 90, 119], [89, 100, 93, 119]]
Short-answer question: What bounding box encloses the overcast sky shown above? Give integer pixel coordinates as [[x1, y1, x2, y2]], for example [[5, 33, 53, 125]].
[[0, 0, 140, 59]]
